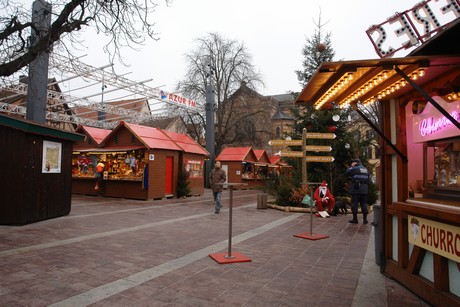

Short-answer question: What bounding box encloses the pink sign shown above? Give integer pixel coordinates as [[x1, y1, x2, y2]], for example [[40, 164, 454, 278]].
[[412, 96, 460, 143]]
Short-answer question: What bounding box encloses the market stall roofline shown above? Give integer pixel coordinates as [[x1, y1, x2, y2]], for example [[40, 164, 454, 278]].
[[75, 125, 111, 145], [0, 113, 84, 142], [296, 55, 460, 109], [73, 146, 145, 153], [253, 149, 271, 163], [216, 147, 257, 163], [94, 121, 208, 155], [161, 130, 209, 156]]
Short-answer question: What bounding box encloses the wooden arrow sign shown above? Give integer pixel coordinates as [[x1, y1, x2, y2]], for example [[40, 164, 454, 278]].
[[305, 145, 332, 152], [306, 132, 336, 139], [268, 139, 302, 146], [305, 156, 335, 162], [278, 151, 335, 162], [278, 150, 303, 157]]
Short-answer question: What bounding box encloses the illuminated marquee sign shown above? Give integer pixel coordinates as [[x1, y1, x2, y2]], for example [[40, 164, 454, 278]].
[[412, 96, 460, 143], [366, 0, 460, 58], [408, 215, 460, 263], [160, 90, 198, 109]]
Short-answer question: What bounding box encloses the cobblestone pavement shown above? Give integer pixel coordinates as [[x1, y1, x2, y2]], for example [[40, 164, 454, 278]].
[[0, 189, 430, 306]]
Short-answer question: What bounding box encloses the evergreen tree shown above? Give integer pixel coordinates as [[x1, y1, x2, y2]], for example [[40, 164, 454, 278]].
[[290, 103, 356, 197], [295, 13, 335, 87], [291, 12, 373, 198]]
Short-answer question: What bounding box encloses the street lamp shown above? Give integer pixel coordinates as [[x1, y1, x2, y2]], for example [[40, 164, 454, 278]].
[[98, 83, 107, 121]]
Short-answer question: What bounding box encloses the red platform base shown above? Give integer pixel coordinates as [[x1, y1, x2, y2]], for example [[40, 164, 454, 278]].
[[209, 252, 252, 264], [293, 232, 329, 240]]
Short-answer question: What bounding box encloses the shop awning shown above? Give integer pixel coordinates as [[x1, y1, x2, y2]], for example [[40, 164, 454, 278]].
[[296, 54, 460, 161], [296, 55, 460, 111]]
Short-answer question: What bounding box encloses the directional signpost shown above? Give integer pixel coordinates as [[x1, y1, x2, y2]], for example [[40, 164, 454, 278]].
[[269, 128, 336, 241], [279, 151, 334, 162]]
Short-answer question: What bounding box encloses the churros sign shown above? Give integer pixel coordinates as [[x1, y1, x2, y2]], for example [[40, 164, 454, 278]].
[[408, 215, 460, 262]]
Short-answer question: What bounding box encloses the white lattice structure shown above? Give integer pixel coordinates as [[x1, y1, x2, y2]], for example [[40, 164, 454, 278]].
[[0, 54, 199, 130]]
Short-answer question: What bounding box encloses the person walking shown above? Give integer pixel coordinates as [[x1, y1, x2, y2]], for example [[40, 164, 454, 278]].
[[345, 158, 370, 224], [209, 161, 227, 214]]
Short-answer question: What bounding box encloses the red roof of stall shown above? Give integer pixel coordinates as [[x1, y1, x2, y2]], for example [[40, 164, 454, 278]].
[[101, 122, 208, 155], [122, 122, 183, 150], [269, 155, 290, 167], [75, 125, 111, 144], [161, 130, 209, 156], [270, 155, 280, 164], [216, 147, 257, 162], [253, 149, 271, 164]]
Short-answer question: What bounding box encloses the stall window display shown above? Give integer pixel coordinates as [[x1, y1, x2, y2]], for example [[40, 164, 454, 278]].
[[185, 160, 204, 178], [72, 150, 145, 180], [430, 141, 460, 187], [242, 162, 254, 179], [256, 165, 268, 179]]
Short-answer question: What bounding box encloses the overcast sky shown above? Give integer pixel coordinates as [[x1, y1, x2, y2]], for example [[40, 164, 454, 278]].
[[61, 0, 438, 101]]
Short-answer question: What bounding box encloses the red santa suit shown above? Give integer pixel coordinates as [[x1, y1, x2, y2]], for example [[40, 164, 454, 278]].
[[314, 181, 335, 213]]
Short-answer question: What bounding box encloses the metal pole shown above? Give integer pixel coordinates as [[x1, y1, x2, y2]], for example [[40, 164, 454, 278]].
[[310, 186, 314, 235], [205, 64, 215, 188], [226, 185, 234, 258], [302, 128, 307, 189], [26, 0, 51, 123]]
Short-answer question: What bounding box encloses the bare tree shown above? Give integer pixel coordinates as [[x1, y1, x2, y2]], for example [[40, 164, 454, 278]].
[[175, 32, 267, 154], [0, 0, 170, 80]]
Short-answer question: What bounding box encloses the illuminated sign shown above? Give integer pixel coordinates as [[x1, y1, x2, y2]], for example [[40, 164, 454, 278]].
[[412, 96, 460, 143], [160, 90, 198, 109], [408, 215, 460, 263], [419, 111, 460, 136], [366, 0, 460, 58]]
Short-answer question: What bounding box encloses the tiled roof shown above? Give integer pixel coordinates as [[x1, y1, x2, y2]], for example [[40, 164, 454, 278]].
[[272, 110, 295, 120]]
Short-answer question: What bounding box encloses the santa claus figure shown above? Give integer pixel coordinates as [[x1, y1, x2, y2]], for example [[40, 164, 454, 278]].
[[314, 180, 335, 216]]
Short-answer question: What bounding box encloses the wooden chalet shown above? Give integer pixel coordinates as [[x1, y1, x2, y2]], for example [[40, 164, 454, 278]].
[[216, 147, 260, 189], [0, 114, 84, 225], [72, 121, 208, 199]]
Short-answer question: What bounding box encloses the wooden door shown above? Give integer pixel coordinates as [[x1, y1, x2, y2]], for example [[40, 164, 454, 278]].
[[165, 156, 173, 195]]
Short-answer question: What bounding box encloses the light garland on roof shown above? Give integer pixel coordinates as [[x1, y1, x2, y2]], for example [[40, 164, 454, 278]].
[[340, 70, 390, 107], [362, 68, 426, 105], [314, 73, 353, 110]]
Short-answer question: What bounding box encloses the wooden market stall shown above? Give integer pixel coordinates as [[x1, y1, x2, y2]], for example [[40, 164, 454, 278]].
[[269, 155, 292, 178], [216, 147, 259, 189], [72, 121, 208, 200], [72, 125, 112, 196], [295, 6, 460, 305], [253, 149, 271, 180], [161, 130, 209, 195], [0, 114, 84, 225]]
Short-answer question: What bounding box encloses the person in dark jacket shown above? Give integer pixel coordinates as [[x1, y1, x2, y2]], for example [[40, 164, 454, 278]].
[[345, 158, 370, 224], [209, 161, 227, 214]]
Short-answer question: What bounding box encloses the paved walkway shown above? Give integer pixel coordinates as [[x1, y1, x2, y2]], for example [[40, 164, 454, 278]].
[[0, 189, 430, 306]]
